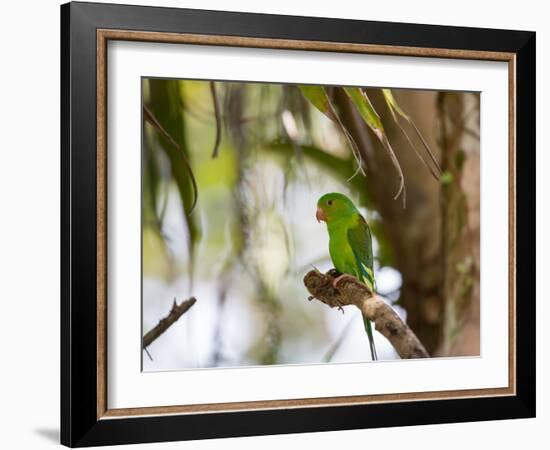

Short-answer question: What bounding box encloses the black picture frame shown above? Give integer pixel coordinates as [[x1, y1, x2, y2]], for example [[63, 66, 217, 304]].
[[61, 1, 535, 447]]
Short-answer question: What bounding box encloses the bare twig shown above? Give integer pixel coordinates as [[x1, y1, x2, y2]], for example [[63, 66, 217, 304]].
[[304, 270, 429, 359], [144, 347, 153, 361], [143, 297, 197, 349]]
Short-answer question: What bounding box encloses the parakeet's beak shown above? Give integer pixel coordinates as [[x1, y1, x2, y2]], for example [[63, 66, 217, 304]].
[[316, 207, 327, 223]]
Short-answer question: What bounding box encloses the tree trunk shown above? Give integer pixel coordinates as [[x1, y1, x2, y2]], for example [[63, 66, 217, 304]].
[[436, 92, 480, 356]]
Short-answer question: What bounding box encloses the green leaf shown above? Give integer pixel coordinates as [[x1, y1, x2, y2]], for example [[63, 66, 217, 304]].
[[142, 137, 161, 223], [344, 87, 405, 204], [143, 103, 198, 215], [382, 89, 408, 121], [344, 87, 384, 137], [142, 114, 177, 278], [209, 81, 222, 158], [145, 79, 201, 279], [298, 85, 333, 118], [298, 85, 365, 178]]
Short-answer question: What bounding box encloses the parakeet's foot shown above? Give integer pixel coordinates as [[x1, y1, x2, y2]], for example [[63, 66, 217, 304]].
[[332, 273, 356, 289]]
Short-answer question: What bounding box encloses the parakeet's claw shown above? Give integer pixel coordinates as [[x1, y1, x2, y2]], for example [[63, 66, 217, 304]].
[[327, 268, 342, 278], [332, 273, 357, 289], [307, 296, 314, 302], [338, 306, 345, 314]]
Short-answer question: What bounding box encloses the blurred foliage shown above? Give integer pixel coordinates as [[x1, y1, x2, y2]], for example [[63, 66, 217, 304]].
[[142, 79, 441, 368]]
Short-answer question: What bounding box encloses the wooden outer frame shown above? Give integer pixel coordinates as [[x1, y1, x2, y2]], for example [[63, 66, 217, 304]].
[[61, 1, 535, 447]]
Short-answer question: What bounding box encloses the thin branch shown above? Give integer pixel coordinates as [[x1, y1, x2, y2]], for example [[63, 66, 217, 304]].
[[142, 297, 197, 349], [144, 347, 153, 361], [304, 270, 429, 359]]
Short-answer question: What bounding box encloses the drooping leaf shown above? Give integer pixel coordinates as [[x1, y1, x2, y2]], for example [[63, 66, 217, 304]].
[[344, 87, 405, 204], [298, 85, 333, 119], [143, 104, 198, 214], [382, 89, 407, 121], [145, 79, 201, 282], [142, 108, 176, 277], [298, 85, 365, 178], [344, 87, 384, 136], [382, 88, 442, 179], [209, 81, 222, 158], [143, 136, 161, 224]]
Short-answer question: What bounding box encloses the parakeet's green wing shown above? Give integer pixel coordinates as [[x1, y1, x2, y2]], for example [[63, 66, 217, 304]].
[[347, 214, 378, 360], [347, 215, 376, 293]]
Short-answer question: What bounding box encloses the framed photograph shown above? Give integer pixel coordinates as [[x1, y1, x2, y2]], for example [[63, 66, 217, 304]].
[[61, 1, 535, 447]]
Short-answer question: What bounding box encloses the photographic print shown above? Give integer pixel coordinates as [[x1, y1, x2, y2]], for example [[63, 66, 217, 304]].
[[141, 78, 480, 371]]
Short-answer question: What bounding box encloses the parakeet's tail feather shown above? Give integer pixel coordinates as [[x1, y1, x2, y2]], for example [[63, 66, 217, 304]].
[[362, 313, 378, 361]]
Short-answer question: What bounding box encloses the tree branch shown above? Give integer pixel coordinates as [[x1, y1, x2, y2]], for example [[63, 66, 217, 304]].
[[303, 271, 429, 359], [142, 297, 197, 349]]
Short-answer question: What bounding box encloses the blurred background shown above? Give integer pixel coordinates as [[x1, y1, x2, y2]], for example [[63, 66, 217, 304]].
[[141, 78, 480, 371]]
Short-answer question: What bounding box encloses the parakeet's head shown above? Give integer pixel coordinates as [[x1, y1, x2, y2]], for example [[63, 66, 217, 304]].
[[316, 193, 358, 223]]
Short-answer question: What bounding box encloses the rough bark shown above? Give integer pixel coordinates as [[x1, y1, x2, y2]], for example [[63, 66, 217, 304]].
[[304, 270, 429, 359], [436, 92, 480, 356]]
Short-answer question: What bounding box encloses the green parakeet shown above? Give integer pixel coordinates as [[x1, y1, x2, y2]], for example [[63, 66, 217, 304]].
[[316, 192, 378, 360]]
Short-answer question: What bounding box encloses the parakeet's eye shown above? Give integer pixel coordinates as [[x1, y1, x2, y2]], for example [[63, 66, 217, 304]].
[[327, 200, 333, 206]]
